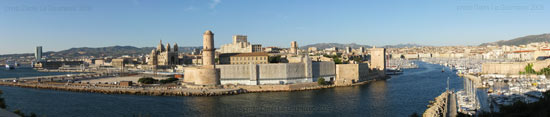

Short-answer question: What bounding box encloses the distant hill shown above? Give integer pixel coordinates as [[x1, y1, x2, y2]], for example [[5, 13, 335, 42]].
[[300, 43, 427, 49], [480, 33, 550, 46], [0, 46, 201, 58], [382, 43, 426, 48], [300, 43, 371, 49]]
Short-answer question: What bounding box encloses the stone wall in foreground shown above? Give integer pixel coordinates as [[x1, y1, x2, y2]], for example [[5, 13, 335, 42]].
[[423, 91, 449, 117]]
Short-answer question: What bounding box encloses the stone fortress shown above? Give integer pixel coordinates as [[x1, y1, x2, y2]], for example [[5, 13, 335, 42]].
[[183, 30, 221, 87], [176, 30, 387, 87]]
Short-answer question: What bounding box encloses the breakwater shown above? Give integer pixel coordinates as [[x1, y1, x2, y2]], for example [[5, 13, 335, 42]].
[[0, 79, 377, 97], [0, 82, 246, 96], [237, 79, 375, 93], [423, 91, 449, 117]]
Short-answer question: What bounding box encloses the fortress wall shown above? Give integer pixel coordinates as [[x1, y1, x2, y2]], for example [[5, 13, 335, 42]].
[[358, 63, 371, 81], [312, 62, 336, 81], [216, 62, 332, 85], [481, 62, 526, 75], [183, 67, 220, 85], [335, 63, 372, 86], [217, 64, 251, 80], [481, 60, 550, 75], [335, 64, 359, 85]]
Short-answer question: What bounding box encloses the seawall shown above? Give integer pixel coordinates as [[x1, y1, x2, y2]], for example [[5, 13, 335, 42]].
[[423, 91, 449, 117], [0, 74, 387, 96], [0, 82, 245, 96]]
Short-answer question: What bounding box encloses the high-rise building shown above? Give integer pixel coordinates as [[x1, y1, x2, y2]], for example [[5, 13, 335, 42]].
[[35, 46, 43, 61]]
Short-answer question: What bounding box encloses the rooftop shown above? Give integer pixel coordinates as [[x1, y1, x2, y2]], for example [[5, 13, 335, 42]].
[[219, 52, 269, 57]]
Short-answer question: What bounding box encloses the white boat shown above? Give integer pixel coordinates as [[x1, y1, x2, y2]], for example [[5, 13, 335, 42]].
[[386, 66, 403, 75], [5, 61, 16, 70]]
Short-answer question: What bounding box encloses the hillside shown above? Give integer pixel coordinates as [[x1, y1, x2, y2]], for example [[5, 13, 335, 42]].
[[0, 46, 201, 58], [300, 43, 426, 49], [382, 43, 426, 48], [480, 33, 550, 46], [300, 43, 371, 49]]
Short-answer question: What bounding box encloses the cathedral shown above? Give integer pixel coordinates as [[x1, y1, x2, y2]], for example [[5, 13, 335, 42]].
[[148, 40, 180, 66]]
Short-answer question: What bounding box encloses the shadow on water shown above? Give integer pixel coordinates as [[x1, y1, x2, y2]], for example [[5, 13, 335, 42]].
[[0, 61, 463, 116]]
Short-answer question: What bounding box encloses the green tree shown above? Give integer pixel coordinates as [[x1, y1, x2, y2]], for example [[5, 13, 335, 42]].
[[138, 77, 158, 84], [269, 56, 281, 63], [13, 109, 24, 117], [159, 78, 179, 84], [353, 57, 363, 63], [524, 63, 536, 74], [317, 78, 326, 85]]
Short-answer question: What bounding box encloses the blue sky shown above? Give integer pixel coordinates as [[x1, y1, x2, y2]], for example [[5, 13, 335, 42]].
[[1, 0, 549, 54]]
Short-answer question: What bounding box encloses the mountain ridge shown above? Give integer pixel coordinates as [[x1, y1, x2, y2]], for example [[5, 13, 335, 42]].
[[480, 33, 550, 46]]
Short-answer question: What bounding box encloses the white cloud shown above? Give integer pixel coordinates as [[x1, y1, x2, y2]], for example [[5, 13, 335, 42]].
[[184, 6, 197, 11], [209, 0, 221, 9]]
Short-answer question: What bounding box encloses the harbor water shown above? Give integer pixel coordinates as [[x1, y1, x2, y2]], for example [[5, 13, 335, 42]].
[[0, 67, 78, 79], [0, 62, 463, 116]]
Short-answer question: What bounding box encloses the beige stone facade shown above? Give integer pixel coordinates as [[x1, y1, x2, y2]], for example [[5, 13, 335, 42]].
[[290, 41, 298, 54], [369, 48, 386, 72], [183, 30, 221, 86], [335, 64, 370, 85], [481, 60, 550, 74], [219, 52, 269, 64], [148, 40, 179, 66], [219, 35, 263, 53]]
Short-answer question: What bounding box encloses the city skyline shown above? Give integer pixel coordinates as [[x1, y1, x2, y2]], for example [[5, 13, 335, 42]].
[[1, 0, 550, 54]]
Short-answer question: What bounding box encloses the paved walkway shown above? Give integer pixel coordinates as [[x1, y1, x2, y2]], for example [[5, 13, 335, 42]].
[[448, 92, 458, 117]]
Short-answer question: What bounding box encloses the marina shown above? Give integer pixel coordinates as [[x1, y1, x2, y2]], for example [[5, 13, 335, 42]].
[[422, 58, 550, 115]]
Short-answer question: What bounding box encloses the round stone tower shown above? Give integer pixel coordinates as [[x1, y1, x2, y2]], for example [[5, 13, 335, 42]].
[[203, 30, 215, 66], [183, 30, 221, 87], [290, 41, 298, 54]]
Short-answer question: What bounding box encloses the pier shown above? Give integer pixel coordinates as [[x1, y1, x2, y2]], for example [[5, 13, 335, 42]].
[[423, 91, 450, 117]]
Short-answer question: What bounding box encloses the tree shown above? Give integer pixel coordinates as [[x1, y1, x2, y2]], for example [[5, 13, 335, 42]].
[[524, 63, 536, 74], [333, 57, 343, 64], [13, 110, 24, 117], [317, 78, 327, 85], [159, 78, 179, 84], [269, 56, 281, 63], [353, 57, 362, 63], [138, 77, 158, 84]]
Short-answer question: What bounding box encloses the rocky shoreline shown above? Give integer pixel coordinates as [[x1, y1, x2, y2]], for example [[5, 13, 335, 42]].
[[0, 76, 386, 97], [0, 82, 246, 96]]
